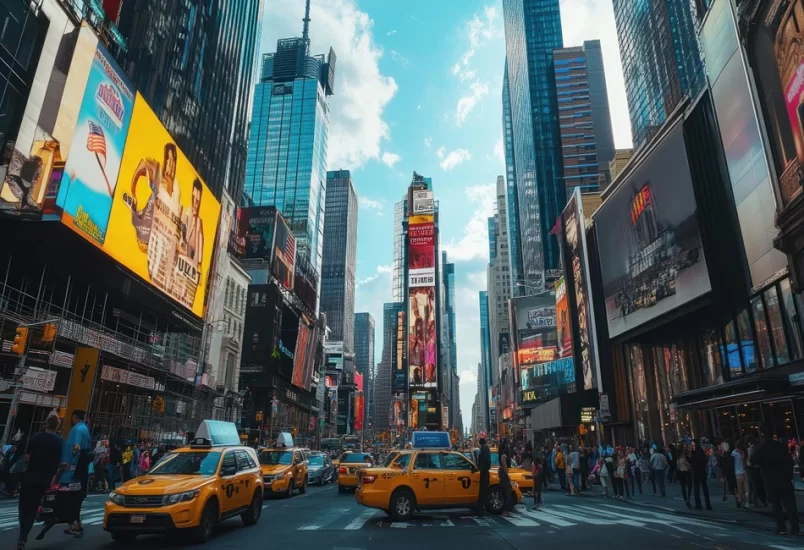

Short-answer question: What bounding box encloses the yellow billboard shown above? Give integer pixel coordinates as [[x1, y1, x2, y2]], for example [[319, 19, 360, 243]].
[[104, 95, 220, 317]]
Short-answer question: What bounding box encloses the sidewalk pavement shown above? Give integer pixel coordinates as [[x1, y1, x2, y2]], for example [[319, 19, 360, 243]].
[[541, 475, 804, 534]]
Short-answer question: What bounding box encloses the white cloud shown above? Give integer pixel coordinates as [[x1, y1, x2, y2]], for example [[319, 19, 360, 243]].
[[442, 182, 496, 261], [359, 196, 383, 210], [386, 29, 397, 36], [493, 138, 505, 166], [381, 152, 401, 167], [435, 146, 446, 159], [559, 0, 633, 148], [377, 264, 392, 274], [451, 5, 500, 125], [262, 0, 398, 169], [456, 81, 489, 125], [356, 263, 392, 287], [460, 369, 477, 385], [424, 137, 432, 150], [354, 263, 393, 364], [417, 104, 421, 110], [439, 148, 471, 171], [390, 50, 409, 67]]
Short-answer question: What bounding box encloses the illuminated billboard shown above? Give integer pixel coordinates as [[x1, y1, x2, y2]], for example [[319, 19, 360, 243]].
[[230, 206, 295, 291], [273, 213, 296, 291], [555, 277, 573, 359], [407, 214, 437, 391], [56, 41, 135, 245], [392, 309, 407, 393], [103, 95, 221, 317]]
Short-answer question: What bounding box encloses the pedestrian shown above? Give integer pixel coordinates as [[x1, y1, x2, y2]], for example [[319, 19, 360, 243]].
[[627, 446, 643, 495], [109, 443, 122, 491], [555, 444, 566, 491], [564, 445, 575, 496], [599, 455, 612, 497], [569, 445, 581, 493], [16, 413, 62, 550], [667, 443, 677, 483], [131, 444, 141, 478], [615, 449, 631, 499], [580, 448, 590, 491], [93, 440, 109, 492], [122, 445, 132, 482], [746, 436, 767, 507], [499, 450, 514, 514], [677, 443, 693, 508], [532, 455, 544, 510], [140, 448, 151, 473], [8, 442, 26, 498], [691, 439, 713, 510], [476, 437, 491, 515], [720, 441, 737, 504], [752, 424, 802, 536], [639, 449, 651, 484], [733, 441, 748, 508], [650, 446, 668, 497], [60, 409, 91, 537]]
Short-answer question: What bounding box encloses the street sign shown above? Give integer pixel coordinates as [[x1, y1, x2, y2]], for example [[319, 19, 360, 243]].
[[580, 407, 595, 423]]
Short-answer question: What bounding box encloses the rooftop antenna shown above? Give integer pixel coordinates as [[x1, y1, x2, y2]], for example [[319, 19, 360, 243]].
[[302, 0, 311, 52]]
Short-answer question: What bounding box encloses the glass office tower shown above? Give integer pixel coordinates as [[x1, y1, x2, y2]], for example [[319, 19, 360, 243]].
[[502, 63, 525, 297], [244, 26, 336, 275], [503, 0, 565, 288], [612, 0, 705, 148], [116, 0, 261, 199], [479, 291, 492, 399]]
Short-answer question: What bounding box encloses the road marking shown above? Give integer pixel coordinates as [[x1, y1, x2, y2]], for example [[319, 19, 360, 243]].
[[499, 514, 540, 527], [439, 520, 454, 527], [344, 510, 379, 530], [468, 516, 498, 527], [390, 522, 413, 528], [515, 509, 575, 527], [299, 525, 322, 530]]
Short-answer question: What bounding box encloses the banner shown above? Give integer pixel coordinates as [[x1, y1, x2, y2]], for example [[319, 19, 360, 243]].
[[292, 320, 311, 390], [62, 346, 99, 438], [555, 277, 573, 359], [520, 356, 575, 408], [103, 95, 221, 317], [22, 367, 57, 393], [57, 42, 135, 245]]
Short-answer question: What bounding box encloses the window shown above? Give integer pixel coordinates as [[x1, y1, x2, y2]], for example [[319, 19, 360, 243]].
[[752, 296, 774, 369], [394, 453, 412, 469], [780, 279, 802, 360], [413, 453, 442, 470], [442, 453, 474, 471], [765, 286, 789, 364], [235, 450, 256, 471], [221, 452, 237, 475], [723, 320, 741, 378], [736, 309, 758, 373]]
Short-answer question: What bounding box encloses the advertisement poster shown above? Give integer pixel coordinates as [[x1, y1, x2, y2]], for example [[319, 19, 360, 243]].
[[520, 356, 575, 407], [292, 320, 311, 389], [103, 95, 221, 317], [57, 43, 135, 245], [392, 309, 407, 393], [780, 0, 804, 203], [408, 218, 435, 287], [354, 394, 364, 431], [595, 123, 710, 338], [392, 399, 406, 428], [510, 294, 558, 369], [412, 190, 434, 215], [294, 254, 319, 312], [272, 212, 296, 290], [278, 304, 299, 378], [555, 277, 573, 359], [408, 286, 437, 388], [234, 206, 276, 260]]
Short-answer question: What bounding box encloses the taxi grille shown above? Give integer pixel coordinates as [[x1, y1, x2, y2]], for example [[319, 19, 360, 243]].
[[122, 495, 165, 507], [263, 475, 274, 483]]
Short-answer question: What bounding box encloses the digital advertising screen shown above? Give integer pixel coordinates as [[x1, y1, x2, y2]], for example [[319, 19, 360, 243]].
[[103, 94, 221, 317], [272, 212, 296, 291], [407, 214, 437, 391]]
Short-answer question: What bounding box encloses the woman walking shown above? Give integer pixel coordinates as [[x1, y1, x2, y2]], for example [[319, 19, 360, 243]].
[[677, 443, 693, 508], [691, 439, 713, 510]]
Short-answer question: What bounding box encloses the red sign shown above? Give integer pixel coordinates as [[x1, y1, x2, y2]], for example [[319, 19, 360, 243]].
[[354, 395, 364, 431], [408, 221, 435, 270], [355, 371, 364, 393], [518, 347, 557, 365], [631, 184, 652, 225]]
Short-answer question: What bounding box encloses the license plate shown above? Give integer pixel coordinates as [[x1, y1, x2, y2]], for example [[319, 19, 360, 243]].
[[130, 515, 145, 524]]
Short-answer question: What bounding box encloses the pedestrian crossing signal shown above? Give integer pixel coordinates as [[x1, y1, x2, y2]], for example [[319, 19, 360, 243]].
[[11, 327, 28, 355]]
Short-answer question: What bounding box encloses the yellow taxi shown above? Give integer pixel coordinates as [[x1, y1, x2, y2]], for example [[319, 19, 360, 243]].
[[471, 448, 534, 494], [258, 432, 308, 497], [104, 420, 263, 544], [355, 432, 522, 521], [337, 451, 375, 493]]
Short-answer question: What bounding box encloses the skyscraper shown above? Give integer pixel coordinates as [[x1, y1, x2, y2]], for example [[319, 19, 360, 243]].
[[375, 301, 405, 433], [320, 170, 358, 352], [441, 252, 458, 428], [243, 2, 336, 273], [116, 0, 261, 199], [553, 41, 615, 193], [612, 0, 705, 148], [503, 0, 565, 287], [354, 312, 375, 429], [392, 198, 406, 302], [502, 62, 525, 297], [479, 290, 491, 424]]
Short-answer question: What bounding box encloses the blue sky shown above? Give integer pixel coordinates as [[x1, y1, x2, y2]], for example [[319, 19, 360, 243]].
[[262, 0, 633, 429]]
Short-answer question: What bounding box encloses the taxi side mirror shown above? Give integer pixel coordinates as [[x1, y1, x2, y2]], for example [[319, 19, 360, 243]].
[[221, 465, 237, 476], [471, 465, 478, 473]]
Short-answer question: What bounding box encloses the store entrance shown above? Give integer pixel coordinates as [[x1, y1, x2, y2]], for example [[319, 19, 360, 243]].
[[714, 399, 797, 443]]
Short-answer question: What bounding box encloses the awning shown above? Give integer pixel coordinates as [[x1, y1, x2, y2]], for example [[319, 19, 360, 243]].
[[673, 373, 790, 410]]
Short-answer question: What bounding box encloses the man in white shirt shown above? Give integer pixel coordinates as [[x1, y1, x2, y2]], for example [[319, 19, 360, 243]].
[[732, 446, 748, 508], [650, 449, 668, 497]]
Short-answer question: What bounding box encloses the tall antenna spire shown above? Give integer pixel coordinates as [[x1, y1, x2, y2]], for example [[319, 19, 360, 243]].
[[302, 0, 311, 48]]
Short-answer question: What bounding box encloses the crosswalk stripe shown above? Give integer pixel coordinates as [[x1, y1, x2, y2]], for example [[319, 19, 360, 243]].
[[499, 514, 540, 527], [466, 516, 497, 527], [390, 522, 413, 528], [344, 510, 379, 530], [299, 525, 322, 530], [546, 506, 609, 525], [514, 508, 576, 527], [596, 503, 725, 530]]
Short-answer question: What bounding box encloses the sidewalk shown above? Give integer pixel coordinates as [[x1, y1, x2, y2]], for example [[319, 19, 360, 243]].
[[542, 476, 804, 533]]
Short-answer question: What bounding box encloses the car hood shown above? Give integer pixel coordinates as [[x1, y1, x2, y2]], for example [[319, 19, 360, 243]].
[[119, 475, 210, 494], [261, 465, 292, 475]]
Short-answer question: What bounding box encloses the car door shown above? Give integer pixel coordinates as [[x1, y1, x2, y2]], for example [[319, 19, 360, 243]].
[[442, 452, 480, 504], [408, 452, 445, 506], [234, 450, 257, 509], [293, 450, 305, 488], [218, 450, 240, 515]]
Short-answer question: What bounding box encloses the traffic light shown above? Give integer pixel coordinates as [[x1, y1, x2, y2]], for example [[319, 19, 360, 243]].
[[292, 427, 298, 438], [11, 327, 28, 355], [41, 323, 57, 342]]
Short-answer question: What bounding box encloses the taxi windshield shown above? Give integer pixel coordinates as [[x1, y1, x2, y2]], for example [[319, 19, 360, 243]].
[[259, 451, 292, 465], [382, 452, 400, 467], [308, 456, 324, 466], [341, 453, 371, 464], [148, 451, 221, 476]]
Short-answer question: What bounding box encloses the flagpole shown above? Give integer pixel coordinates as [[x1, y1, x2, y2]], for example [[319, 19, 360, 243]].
[[95, 153, 113, 196]]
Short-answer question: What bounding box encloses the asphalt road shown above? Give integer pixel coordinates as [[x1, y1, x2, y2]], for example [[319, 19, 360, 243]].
[[3, 483, 804, 550]]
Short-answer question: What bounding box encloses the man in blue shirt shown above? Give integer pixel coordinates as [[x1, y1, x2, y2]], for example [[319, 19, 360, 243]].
[[60, 409, 91, 536]]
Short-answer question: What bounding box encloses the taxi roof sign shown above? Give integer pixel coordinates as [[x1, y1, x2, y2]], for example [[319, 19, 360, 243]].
[[195, 420, 240, 447], [411, 431, 451, 450], [275, 432, 294, 448]]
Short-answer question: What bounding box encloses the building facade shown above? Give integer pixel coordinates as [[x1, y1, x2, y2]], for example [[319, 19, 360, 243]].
[[612, 0, 705, 149], [392, 198, 406, 302], [479, 290, 492, 427], [354, 312, 374, 431], [441, 252, 459, 428], [115, 0, 261, 200], [608, 149, 634, 181], [503, 0, 565, 286], [553, 41, 615, 193], [243, 27, 335, 274], [320, 170, 358, 352], [502, 62, 525, 297]]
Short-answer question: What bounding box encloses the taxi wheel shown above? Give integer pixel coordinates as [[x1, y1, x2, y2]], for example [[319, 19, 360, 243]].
[[285, 479, 294, 498], [299, 478, 307, 494], [486, 486, 505, 515], [191, 500, 218, 543], [390, 489, 415, 522], [241, 491, 262, 526]]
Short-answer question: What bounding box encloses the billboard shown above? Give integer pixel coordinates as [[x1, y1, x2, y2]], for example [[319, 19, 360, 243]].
[[278, 304, 299, 379], [595, 122, 711, 338], [408, 214, 437, 391], [562, 189, 599, 390], [392, 309, 407, 393], [273, 212, 296, 291], [412, 190, 434, 215], [521, 356, 575, 407], [292, 319, 312, 390], [555, 277, 573, 359], [408, 217, 435, 287], [510, 294, 557, 363], [56, 42, 135, 245], [103, 96, 220, 317], [294, 255, 319, 312]]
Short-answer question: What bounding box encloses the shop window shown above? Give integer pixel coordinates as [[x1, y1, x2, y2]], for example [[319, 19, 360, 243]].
[[723, 319, 742, 378], [779, 278, 803, 360], [765, 286, 790, 365], [701, 328, 724, 386], [752, 295, 775, 369], [736, 309, 758, 373]]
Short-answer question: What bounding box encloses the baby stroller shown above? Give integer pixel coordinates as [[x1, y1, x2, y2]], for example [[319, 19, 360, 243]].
[[34, 481, 84, 540]]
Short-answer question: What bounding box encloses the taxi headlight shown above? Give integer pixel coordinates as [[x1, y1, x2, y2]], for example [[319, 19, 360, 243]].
[[164, 489, 200, 504], [274, 472, 286, 481], [108, 491, 125, 506]]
